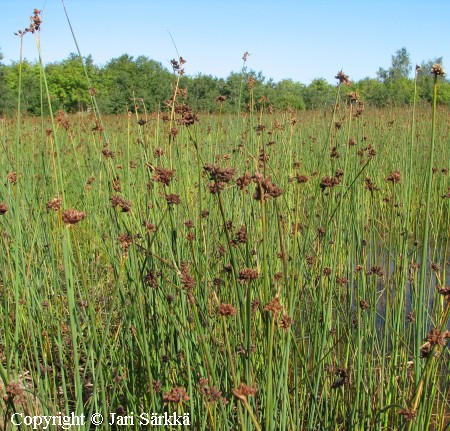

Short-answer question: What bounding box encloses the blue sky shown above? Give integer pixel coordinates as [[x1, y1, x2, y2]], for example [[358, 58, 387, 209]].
[[1, 0, 449, 84]]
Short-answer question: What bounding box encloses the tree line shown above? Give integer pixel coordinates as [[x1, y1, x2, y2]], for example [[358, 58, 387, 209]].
[[0, 47, 448, 115]]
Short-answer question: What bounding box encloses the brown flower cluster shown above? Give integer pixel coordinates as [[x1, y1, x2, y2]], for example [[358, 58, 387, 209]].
[[336, 276, 349, 285], [46, 197, 62, 211], [180, 262, 195, 290], [154, 147, 164, 158], [143, 270, 159, 289], [253, 173, 283, 201], [238, 267, 259, 283], [236, 172, 252, 191], [398, 408, 416, 421], [143, 221, 156, 232], [0, 203, 8, 215], [118, 233, 133, 256], [320, 175, 341, 190], [15, 9, 42, 35], [264, 296, 283, 318], [355, 101, 365, 117], [420, 329, 450, 358], [56, 111, 70, 130], [152, 167, 175, 186], [231, 225, 248, 247], [110, 194, 132, 212], [233, 383, 257, 401], [279, 314, 292, 331], [437, 285, 450, 301], [163, 386, 190, 404], [102, 144, 114, 158], [359, 300, 369, 311], [431, 64, 445, 77], [171, 57, 186, 75], [367, 266, 383, 277], [62, 209, 86, 225], [331, 367, 348, 389], [174, 104, 198, 127], [425, 329, 448, 347], [330, 147, 340, 159], [199, 378, 228, 404], [166, 194, 181, 205], [6, 172, 17, 185], [92, 120, 104, 133], [335, 70, 351, 86], [203, 164, 237, 194], [295, 174, 309, 184], [364, 177, 379, 192], [217, 303, 237, 316], [4, 381, 23, 402], [385, 170, 401, 184], [112, 176, 121, 192], [86, 176, 95, 189]]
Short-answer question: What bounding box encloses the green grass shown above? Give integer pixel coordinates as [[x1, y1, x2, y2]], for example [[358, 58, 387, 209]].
[[0, 99, 449, 430], [0, 14, 449, 430]]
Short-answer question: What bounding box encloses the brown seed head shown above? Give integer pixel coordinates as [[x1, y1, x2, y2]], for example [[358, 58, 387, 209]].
[[359, 300, 369, 311], [46, 197, 62, 212], [335, 70, 351, 86], [238, 267, 259, 283], [264, 296, 283, 318], [110, 194, 132, 212], [62, 208, 86, 225], [153, 167, 175, 186], [296, 174, 309, 184], [154, 147, 164, 158], [231, 225, 248, 247], [118, 233, 133, 255], [180, 262, 195, 290], [425, 328, 447, 347], [279, 314, 292, 331], [320, 175, 341, 190], [217, 303, 237, 316], [236, 172, 252, 191], [143, 271, 158, 289], [431, 64, 445, 77], [6, 172, 17, 184], [253, 173, 283, 201], [166, 194, 181, 205], [163, 387, 190, 404], [385, 170, 401, 184], [437, 285, 450, 302], [5, 382, 23, 400], [368, 266, 383, 276], [0, 203, 8, 215], [233, 383, 257, 401], [398, 408, 416, 421]]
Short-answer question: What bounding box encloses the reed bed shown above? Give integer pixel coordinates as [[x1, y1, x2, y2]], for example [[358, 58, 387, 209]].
[[0, 9, 449, 431]]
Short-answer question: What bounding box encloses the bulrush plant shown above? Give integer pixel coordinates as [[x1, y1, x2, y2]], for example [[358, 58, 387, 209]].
[[1, 7, 450, 431]]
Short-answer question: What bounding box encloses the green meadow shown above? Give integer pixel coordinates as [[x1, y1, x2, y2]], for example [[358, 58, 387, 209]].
[[0, 9, 449, 431]]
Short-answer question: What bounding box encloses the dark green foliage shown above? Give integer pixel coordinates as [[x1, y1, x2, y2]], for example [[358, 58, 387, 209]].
[[302, 78, 335, 109], [0, 48, 449, 115], [46, 53, 97, 112], [0, 51, 15, 113]]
